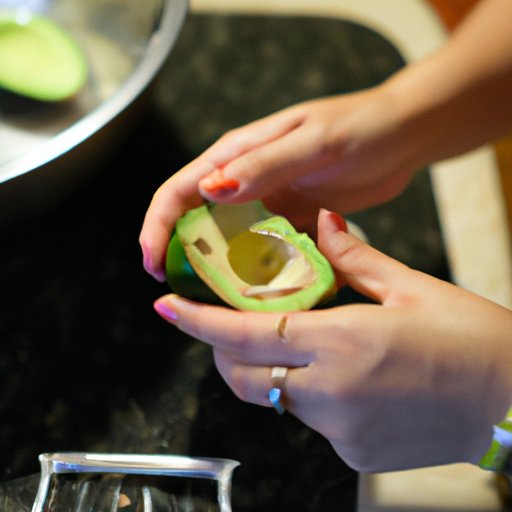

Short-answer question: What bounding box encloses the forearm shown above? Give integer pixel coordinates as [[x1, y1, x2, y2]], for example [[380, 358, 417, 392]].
[[384, 0, 512, 166]]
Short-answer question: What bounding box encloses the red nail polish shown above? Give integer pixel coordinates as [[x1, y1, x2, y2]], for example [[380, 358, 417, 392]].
[[200, 169, 239, 195], [154, 301, 178, 323], [325, 210, 347, 233]]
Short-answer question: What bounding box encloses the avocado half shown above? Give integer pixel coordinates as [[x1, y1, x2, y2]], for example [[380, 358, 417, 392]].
[[0, 11, 88, 101], [166, 201, 336, 312]]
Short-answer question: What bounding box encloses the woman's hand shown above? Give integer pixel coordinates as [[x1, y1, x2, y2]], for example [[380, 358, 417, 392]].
[[140, 86, 420, 282], [153, 209, 512, 472], [140, 0, 512, 284]]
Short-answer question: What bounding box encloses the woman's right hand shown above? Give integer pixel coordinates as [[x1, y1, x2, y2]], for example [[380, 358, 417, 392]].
[[140, 85, 420, 282], [141, 0, 512, 283], [196, 87, 418, 223]]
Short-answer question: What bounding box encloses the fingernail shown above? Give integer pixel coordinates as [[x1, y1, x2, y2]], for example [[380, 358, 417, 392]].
[[143, 254, 166, 283], [154, 299, 178, 323], [143, 254, 153, 276], [200, 168, 240, 196], [321, 208, 347, 233], [140, 241, 153, 272]]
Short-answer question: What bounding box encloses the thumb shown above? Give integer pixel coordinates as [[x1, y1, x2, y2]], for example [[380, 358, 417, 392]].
[[317, 209, 410, 305]]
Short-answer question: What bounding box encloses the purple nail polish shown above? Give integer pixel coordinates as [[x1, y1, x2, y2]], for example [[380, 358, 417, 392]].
[[141, 245, 164, 281], [154, 301, 178, 323]]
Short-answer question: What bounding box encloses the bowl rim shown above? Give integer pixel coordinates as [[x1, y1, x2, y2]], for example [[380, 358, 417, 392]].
[[0, 0, 189, 185]]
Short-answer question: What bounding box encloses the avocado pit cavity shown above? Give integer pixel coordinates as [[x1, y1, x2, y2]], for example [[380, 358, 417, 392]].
[[224, 229, 314, 299]]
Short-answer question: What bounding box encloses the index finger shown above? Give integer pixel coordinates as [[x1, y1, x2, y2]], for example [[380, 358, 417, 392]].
[[153, 294, 316, 367], [139, 158, 217, 281]]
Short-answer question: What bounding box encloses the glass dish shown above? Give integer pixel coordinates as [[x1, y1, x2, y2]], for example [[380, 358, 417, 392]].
[[32, 452, 240, 512]]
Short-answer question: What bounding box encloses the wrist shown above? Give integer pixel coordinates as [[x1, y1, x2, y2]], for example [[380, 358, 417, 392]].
[[380, 58, 462, 168]]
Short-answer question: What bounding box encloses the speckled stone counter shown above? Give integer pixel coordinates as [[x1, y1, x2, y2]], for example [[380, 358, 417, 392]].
[[0, 14, 447, 511]]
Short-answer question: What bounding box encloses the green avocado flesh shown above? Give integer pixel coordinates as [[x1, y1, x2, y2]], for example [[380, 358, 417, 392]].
[[0, 11, 87, 101], [166, 201, 337, 312]]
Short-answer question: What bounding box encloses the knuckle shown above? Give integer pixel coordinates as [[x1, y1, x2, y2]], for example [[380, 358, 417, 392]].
[[326, 237, 376, 280], [219, 128, 251, 151], [237, 151, 268, 177], [332, 236, 366, 265], [304, 119, 340, 159]]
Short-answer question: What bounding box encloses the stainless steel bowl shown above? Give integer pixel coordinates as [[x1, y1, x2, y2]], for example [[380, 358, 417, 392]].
[[0, 0, 187, 225]]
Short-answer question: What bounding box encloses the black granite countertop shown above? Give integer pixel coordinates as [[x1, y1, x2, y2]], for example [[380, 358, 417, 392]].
[[0, 13, 448, 511]]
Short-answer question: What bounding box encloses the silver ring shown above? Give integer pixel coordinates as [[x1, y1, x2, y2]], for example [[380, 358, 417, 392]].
[[268, 366, 288, 415]]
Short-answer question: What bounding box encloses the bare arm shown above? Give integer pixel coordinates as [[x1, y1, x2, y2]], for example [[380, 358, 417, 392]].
[[386, 0, 512, 165]]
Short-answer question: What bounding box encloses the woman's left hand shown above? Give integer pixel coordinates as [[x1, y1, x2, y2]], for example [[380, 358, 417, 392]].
[[153, 209, 512, 473]]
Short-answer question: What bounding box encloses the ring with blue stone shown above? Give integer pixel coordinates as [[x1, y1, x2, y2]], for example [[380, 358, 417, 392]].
[[268, 366, 288, 415]]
